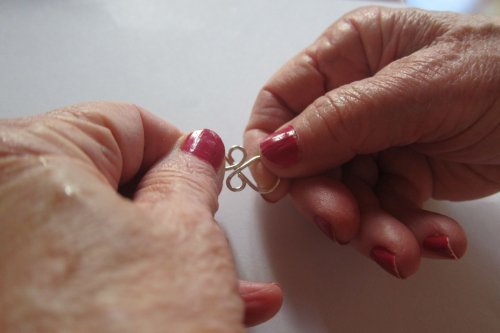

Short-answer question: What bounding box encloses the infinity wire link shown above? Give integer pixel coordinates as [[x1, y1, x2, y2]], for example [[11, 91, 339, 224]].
[[225, 145, 280, 194]]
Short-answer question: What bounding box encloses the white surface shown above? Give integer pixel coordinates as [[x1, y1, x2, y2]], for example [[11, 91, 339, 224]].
[[406, 0, 481, 12], [1, 1, 499, 332]]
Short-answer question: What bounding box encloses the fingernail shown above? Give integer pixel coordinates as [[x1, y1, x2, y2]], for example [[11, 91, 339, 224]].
[[313, 216, 335, 241], [260, 125, 299, 167], [370, 247, 402, 279], [181, 129, 225, 170], [423, 235, 458, 259]]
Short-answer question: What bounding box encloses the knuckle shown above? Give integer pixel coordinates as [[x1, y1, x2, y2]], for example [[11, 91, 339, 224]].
[[339, 6, 388, 34], [310, 94, 350, 138], [307, 95, 352, 151], [309, 88, 370, 154], [344, 5, 385, 21]]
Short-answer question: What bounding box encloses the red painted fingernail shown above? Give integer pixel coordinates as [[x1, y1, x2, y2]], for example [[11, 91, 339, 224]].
[[181, 129, 225, 170], [370, 247, 402, 279], [423, 235, 458, 259], [313, 216, 335, 241], [260, 125, 299, 167]]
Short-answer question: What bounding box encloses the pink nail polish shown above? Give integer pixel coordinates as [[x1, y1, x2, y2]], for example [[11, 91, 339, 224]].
[[181, 129, 225, 170], [423, 235, 458, 259], [260, 125, 299, 167], [370, 247, 402, 278], [313, 216, 335, 241]]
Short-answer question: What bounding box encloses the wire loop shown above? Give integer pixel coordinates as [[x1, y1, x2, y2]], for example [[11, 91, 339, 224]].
[[225, 145, 280, 194]]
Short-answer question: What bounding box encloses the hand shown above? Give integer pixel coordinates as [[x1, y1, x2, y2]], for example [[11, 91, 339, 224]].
[[244, 7, 500, 278], [0, 102, 281, 332]]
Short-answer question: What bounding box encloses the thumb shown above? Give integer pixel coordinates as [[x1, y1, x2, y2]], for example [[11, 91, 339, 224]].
[[134, 130, 285, 328], [132, 130, 248, 331], [257, 54, 447, 177], [134, 129, 225, 213]]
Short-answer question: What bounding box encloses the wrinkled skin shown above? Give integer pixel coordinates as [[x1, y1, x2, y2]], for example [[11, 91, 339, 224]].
[[0, 103, 281, 332], [245, 7, 500, 278]]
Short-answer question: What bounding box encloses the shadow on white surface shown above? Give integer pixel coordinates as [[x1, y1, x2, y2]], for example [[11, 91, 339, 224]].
[[252, 196, 500, 332]]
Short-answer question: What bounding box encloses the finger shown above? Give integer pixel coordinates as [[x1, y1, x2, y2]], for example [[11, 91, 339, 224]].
[[348, 179, 421, 279], [49, 102, 183, 186], [134, 129, 225, 214], [239, 281, 283, 327], [344, 156, 420, 278], [289, 175, 359, 244], [1, 102, 182, 188], [380, 195, 467, 260], [376, 148, 467, 259]]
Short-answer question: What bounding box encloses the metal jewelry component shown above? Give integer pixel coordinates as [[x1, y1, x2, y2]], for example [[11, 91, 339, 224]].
[[224, 145, 280, 194]]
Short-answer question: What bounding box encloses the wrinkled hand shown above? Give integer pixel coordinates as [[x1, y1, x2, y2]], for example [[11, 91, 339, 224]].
[[245, 7, 500, 278], [0, 102, 281, 332]]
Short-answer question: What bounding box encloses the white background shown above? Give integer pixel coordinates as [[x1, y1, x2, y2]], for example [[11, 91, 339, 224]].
[[1, 1, 499, 332]]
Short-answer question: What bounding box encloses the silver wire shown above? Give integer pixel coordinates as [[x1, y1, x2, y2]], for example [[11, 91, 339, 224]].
[[224, 145, 280, 194]]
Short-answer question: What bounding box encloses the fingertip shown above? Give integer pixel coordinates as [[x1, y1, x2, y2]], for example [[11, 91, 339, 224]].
[[355, 210, 421, 279], [259, 125, 300, 169], [252, 157, 285, 193], [421, 214, 468, 260], [180, 129, 226, 172], [381, 202, 468, 261], [289, 176, 360, 244], [134, 129, 225, 214], [137, 106, 183, 169], [420, 219, 468, 260], [259, 178, 290, 203], [261, 190, 288, 203], [239, 281, 283, 327], [46, 102, 184, 187], [257, 116, 354, 178], [368, 244, 421, 279]]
